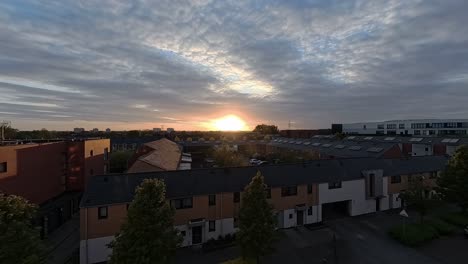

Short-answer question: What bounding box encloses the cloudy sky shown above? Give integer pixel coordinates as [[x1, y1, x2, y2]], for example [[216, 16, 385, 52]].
[[1, 0, 468, 131]]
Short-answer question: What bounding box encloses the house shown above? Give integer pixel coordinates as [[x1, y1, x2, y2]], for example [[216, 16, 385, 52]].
[[79, 155, 447, 264]]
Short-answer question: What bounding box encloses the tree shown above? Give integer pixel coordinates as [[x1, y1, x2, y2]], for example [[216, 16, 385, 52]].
[[237, 172, 276, 263], [109, 179, 181, 264], [213, 144, 247, 167], [253, 124, 279, 135], [0, 193, 45, 264], [400, 175, 434, 224], [437, 146, 468, 213], [110, 151, 134, 173]]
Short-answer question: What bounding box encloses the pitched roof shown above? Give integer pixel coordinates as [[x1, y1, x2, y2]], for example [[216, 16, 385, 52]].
[[81, 156, 448, 208], [128, 138, 182, 171]]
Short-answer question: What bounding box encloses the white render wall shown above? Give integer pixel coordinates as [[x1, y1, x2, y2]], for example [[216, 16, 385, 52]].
[[319, 179, 376, 216], [389, 193, 402, 209], [305, 205, 321, 224], [282, 208, 297, 228], [80, 236, 113, 264], [412, 144, 433, 156]]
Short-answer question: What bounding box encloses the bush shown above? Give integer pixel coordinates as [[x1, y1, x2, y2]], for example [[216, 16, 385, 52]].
[[439, 213, 468, 227], [389, 223, 438, 247], [427, 219, 456, 235]]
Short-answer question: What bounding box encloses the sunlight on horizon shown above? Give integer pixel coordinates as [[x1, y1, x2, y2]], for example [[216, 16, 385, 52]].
[[211, 115, 248, 131]]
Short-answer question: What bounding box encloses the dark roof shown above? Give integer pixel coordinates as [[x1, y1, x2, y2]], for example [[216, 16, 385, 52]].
[[81, 156, 448, 208]]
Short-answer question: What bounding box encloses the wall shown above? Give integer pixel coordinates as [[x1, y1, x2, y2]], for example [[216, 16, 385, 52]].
[[412, 144, 433, 156], [0, 143, 67, 204], [80, 236, 113, 264], [84, 139, 110, 189], [319, 179, 376, 216]]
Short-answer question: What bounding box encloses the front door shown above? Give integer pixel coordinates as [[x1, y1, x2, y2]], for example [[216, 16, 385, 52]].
[[192, 226, 202, 245], [297, 210, 304, 226]]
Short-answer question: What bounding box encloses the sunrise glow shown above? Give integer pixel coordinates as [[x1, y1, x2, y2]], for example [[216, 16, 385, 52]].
[[211, 115, 247, 131]]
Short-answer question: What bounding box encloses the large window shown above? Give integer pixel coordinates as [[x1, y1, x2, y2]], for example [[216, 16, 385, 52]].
[[377, 124, 384, 129], [328, 182, 342, 189], [387, 124, 396, 129], [208, 194, 216, 206], [170, 197, 193, 209], [234, 192, 240, 203], [0, 162, 7, 173], [98, 206, 108, 219], [391, 175, 401, 184], [307, 185, 313, 194], [281, 186, 298, 197]]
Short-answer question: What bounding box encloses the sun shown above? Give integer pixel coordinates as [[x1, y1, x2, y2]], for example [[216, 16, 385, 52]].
[[212, 115, 247, 131]]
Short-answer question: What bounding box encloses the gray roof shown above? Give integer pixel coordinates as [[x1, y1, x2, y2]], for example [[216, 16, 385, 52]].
[[81, 156, 448, 208]]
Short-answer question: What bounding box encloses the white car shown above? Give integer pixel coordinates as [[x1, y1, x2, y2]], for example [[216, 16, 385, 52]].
[[464, 226, 468, 238], [249, 159, 260, 164]]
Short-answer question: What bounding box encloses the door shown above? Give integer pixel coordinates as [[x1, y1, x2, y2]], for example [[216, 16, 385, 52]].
[[297, 210, 304, 226], [192, 226, 202, 245]]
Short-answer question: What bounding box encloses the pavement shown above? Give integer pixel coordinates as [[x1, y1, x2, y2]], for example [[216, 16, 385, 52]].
[[44, 214, 80, 264]]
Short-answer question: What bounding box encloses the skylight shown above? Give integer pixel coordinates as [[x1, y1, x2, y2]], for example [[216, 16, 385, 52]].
[[334, 145, 345, 149], [364, 137, 373, 140], [349, 146, 362, 151], [442, 138, 459, 143], [367, 147, 384, 153], [384, 137, 396, 141], [410, 138, 423, 142], [347, 136, 356, 139], [303, 142, 311, 145], [312, 143, 321, 146], [322, 144, 332, 148]]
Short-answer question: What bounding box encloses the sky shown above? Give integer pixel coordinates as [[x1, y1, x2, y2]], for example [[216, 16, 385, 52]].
[[1, 0, 468, 131]]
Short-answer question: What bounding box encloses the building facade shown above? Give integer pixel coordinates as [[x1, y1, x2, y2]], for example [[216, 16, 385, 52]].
[[341, 119, 468, 135], [80, 156, 446, 264], [0, 138, 110, 236]]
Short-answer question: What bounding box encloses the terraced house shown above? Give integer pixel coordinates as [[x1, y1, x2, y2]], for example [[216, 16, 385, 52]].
[[79, 156, 447, 264]]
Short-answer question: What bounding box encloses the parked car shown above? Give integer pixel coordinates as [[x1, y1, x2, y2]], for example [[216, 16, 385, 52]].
[[249, 159, 260, 165], [464, 226, 468, 238], [256, 161, 269, 166]]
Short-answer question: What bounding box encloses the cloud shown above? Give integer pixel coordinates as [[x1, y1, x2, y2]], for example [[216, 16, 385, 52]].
[[1, 0, 468, 130]]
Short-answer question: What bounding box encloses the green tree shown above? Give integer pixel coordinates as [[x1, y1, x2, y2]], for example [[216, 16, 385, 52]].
[[253, 124, 279, 135], [213, 144, 247, 167], [237, 172, 276, 263], [0, 193, 45, 264], [437, 146, 468, 213], [109, 179, 181, 264], [400, 175, 434, 224], [1, 125, 18, 139], [110, 151, 134, 173]]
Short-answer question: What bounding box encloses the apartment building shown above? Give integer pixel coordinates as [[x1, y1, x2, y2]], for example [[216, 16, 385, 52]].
[[0, 138, 110, 236], [80, 156, 446, 264], [341, 119, 468, 135]]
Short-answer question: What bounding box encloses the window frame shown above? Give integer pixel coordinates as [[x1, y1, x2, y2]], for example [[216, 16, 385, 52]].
[[281, 186, 298, 197], [209, 220, 216, 232], [170, 197, 193, 209], [208, 194, 216, 206], [0, 162, 7, 173], [98, 206, 108, 219]]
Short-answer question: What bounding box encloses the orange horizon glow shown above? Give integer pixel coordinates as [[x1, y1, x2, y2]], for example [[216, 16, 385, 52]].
[[210, 115, 248, 131]]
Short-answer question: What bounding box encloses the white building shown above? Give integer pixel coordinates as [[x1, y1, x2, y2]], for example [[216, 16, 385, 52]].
[[73, 128, 85, 133], [342, 119, 468, 136]]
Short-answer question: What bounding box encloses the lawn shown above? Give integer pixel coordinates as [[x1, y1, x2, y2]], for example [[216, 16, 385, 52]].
[[439, 212, 468, 227]]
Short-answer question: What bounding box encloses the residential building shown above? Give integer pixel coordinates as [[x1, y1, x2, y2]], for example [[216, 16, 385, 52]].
[[127, 138, 191, 172], [167, 128, 175, 133], [105, 128, 111, 133], [341, 119, 468, 135], [91, 128, 99, 133], [74, 128, 85, 133], [0, 138, 110, 236], [279, 129, 331, 138], [79, 156, 446, 263]]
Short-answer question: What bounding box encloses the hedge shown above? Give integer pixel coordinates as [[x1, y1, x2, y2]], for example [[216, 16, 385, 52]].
[[439, 213, 468, 227], [426, 219, 456, 235], [389, 223, 438, 247]]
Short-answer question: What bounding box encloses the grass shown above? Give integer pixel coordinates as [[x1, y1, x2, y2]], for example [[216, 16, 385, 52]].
[[426, 218, 456, 235], [389, 223, 439, 247], [439, 212, 468, 227]]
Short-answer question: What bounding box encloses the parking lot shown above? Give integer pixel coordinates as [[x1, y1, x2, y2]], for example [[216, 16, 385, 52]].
[[176, 211, 468, 264]]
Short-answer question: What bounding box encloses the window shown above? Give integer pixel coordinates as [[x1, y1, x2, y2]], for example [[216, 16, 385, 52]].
[[289, 214, 293, 219], [307, 206, 313, 216], [328, 182, 342, 189], [281, 186, 297, 197], [98, 206, 108, 219], [425, 147, 429, 151], [0, 162, 7, 173], [234, 192, 240, 203], [170, 197, 193, 209], [363, 125, 367, 129], [90, 150, 94, 157], [209, 220, 215, 232], [377, 124, 384, 129], [265, 188, 271, 199], [181, 231, 186, 236], [234, 217, 239, 228], [208, 194, 216, 206], [104, 148, 109, 160], [399, 124, 405, 129], [391, 175, 401, 184], [307, 185, 313, 194], [414, 130, 421, 135], [387, 124, 396, 129]]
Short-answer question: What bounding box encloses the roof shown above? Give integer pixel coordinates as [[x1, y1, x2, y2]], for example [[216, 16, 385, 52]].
[[128, 138, 182, 171], [81, 156, 448, 208]]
